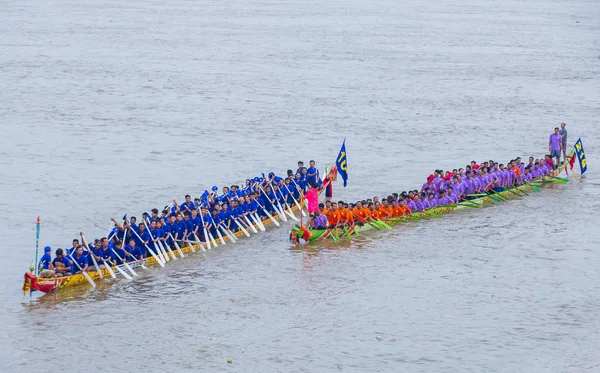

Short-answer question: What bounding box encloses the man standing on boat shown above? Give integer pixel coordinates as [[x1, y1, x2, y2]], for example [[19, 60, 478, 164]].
[[549, 127, 564, 168], [306, 160, 321, 187], [559, 123, 568, 159]]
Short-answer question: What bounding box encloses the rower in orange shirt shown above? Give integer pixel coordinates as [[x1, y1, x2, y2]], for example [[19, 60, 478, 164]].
[[352, 201, 368, 225], [342, 202, 354, 226], [379, 199, 393, 221], [391, 200, 405, 218], [399, 199, 412, 215], [326, 203, 340, 229], [321, 200, 332, 216], [370, 202, 382, 220], [337, 201, 353, 227]]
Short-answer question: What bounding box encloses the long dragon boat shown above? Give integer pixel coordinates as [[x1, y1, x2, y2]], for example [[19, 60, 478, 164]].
[[291, 163, 575, 244], [23, 163, 340, 294]]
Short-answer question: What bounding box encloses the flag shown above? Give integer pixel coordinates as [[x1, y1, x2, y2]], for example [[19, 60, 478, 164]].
[[335, 140, 348, 187], [568, 150, 576, 170], [574, 138, 587, 174]]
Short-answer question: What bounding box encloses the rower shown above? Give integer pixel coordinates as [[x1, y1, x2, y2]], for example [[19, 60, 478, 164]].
[[101, 237, 116, 267], [210, 208, 220, 238], [66, 238, 80, 257], [175, 213, 187, 245], [380, 199, 393, 220], [352, 201, 367, 226], [420, 192, 431, 210], [422, 174, 435, 191], [182, 213, 193, 242], [326, 202, 340, 229], [179, 195, 195, 214], [150, 208, 160, 222], [52, 248, 72, 277], [112, 240, 127, 265], [337, 201, 353, 226], [220, 203, 233, 233], [164, 213, 178, 248], [125, 238, 142, 263], [39, 246, 55, 278], [86, 234, 104, 271], [447, 186, 459, 203], [296, 161, 304, 176], [312, 203, 328, 229], [71, 245, 89, 274], [136, 223, 151, 257]]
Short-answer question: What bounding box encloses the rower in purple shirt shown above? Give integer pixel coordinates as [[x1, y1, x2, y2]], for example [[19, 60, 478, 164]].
[[531, 163, 542, 179], [427, 193, 438, 208], [539, 160, 549, 175], [523, 166, 533, 182], [447, 186, 459, 203], [405, 196, 417, 211], [414, 196, 424, 211], [436, 190, 446, 206], [465, 172, 475, 195], [470, 171, 480, 193], [422, 174, 435, 191], [499, 164, 509, 188], [420, 192, 431, 209], [433, 170, 443, 190]]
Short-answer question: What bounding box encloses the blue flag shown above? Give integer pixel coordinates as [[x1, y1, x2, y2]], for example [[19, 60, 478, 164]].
[[336, 140, 348, 187], [574, 138, 587, 174]]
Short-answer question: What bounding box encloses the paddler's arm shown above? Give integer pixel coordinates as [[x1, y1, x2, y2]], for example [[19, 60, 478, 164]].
[[110, 218, 124, 231]]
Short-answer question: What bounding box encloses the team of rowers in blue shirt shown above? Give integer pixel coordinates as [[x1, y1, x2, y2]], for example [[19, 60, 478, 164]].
[[37, 161, 323, 277]]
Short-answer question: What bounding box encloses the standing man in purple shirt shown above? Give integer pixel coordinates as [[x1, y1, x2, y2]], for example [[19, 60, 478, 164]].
[[549, 127, 564, 168]]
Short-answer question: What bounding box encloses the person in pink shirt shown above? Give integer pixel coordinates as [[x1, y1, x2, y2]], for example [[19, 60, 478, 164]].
[[303, 182, 320, 229]]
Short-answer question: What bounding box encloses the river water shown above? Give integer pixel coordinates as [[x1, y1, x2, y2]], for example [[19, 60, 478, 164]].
[[1, 0, 599, 372]]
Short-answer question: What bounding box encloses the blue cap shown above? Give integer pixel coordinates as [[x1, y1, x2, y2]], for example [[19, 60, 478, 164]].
[[44, 246, 52, 252], [212, 186, 218, 191]]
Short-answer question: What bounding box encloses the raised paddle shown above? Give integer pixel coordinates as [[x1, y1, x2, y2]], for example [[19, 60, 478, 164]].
[[256, 200, 280, 227], [111, 228, 139, 277], [80, 233, 103, 279], [232, 216, 251, 237], [145, 217, 176, 259], [250, 212, 266, 232], [290, 179, 308, 217], [286, 183, 307, 217], [273, 184, 300, 222], [198, 210, 213, 250], [131, 229, 165, 268], [260, 186, 287, 222]]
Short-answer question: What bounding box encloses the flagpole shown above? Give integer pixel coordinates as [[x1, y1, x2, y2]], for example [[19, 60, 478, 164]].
[[34, 216, 40, 277]]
